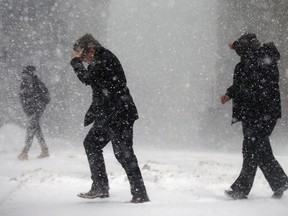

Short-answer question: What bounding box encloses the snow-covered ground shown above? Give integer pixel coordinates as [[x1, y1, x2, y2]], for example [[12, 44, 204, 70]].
[[1, 124, 288, 216]]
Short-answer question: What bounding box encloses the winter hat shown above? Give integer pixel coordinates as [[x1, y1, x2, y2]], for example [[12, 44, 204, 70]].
[[73, 33, 102, 53], [22, 65, 36, 75]]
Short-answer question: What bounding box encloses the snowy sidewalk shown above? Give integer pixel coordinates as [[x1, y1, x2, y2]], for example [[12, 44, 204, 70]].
[[1, 147, 288, 216]]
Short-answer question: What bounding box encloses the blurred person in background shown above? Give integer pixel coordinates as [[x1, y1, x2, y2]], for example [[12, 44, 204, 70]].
[[17, 65, 50, 160]]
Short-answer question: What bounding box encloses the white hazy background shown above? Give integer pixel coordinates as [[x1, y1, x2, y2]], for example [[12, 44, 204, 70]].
[[106, 0, 218, 148]]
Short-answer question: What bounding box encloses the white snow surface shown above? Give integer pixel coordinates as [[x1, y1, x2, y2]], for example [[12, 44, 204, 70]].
[[1, 124, 288, 216]]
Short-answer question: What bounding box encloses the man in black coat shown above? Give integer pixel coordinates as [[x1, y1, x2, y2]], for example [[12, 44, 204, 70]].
[[18, 65, 50, 160], [221, 33, 288, 199], [70, 33, 149, 203]]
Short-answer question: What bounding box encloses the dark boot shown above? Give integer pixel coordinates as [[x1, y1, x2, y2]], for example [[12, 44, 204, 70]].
[[131, 193, 150, 203], [272, 183, 288, 199], [224, 189, 247, 200], [77, 188, 109, 199]]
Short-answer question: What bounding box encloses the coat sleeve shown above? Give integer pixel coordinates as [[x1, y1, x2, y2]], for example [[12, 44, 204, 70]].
[[70, 57, 92, 85], [226, 63, 242, 99]]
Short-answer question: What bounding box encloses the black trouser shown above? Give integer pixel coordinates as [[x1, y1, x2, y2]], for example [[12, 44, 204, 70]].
[[24, 111, 47, 151], [83, 120, 147, 197], [231, 119, 288, 196]]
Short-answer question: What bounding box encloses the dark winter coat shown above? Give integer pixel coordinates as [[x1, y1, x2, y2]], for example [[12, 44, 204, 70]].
[[19, 75, 50, 116], [226, 42, 281, 123], [70, 47, 138, 127]]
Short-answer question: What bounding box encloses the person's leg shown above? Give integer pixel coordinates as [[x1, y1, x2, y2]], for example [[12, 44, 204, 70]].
[[33, 112, 49, 158], [18, 113, 38, 160], [78, 123, 111, 199], [35, 125, 48, 149], [110, 121, 149, 202], [83, 123, 110, 192], [256, 120, 288, 197], [24, 113, 39, 151], [229, 121, 259, 198]]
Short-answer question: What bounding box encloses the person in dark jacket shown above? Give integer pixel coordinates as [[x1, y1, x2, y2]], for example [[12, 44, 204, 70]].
[[70, 33, 149, 203], [17, 66, 50, 160], [221, 33, 288, 199]]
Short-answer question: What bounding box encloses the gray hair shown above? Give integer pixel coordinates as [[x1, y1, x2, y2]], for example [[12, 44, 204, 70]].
[[73, 33, 102, 53]]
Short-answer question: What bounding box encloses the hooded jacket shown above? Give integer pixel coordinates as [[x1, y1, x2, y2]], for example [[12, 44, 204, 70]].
[[226, 40, 281, 123], [19, 72, 50, 116]]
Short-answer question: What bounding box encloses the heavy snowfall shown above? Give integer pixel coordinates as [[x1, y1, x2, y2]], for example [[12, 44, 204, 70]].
[[1, 1, 288, 216]]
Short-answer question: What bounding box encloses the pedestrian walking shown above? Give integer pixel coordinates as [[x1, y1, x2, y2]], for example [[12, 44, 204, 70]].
[[221, 33, 288, 199]]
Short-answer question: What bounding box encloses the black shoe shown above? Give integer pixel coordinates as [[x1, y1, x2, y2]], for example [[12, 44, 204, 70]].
[[272, 183, 288, 199], [131, 194, 150, 203], [78, 188, 109, 199], [224, 189, 247, 200]]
